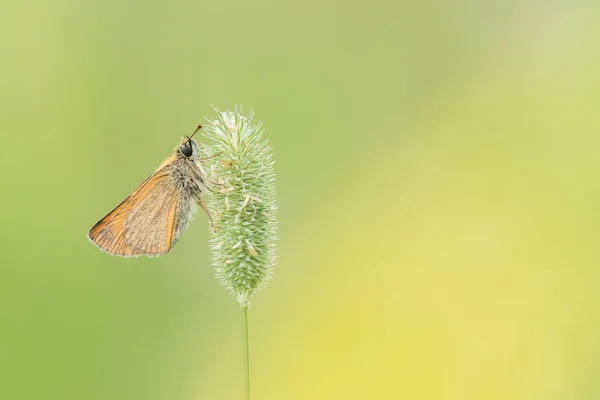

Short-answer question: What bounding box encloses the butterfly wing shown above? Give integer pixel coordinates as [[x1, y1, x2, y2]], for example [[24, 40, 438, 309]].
[[88, 167, 190, 257]]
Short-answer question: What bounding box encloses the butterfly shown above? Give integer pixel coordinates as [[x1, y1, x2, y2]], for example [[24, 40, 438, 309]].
[[88, 125, 215, 257]]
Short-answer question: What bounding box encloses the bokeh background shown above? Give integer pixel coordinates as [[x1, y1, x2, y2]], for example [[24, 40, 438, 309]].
[[2, 1, 600, 399]]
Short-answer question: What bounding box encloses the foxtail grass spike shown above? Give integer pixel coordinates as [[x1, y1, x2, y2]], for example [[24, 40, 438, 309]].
[[202, 107, 278, 307]]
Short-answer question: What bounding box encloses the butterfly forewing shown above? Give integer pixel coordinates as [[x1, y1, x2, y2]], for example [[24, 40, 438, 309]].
[[88, 167, 185, 257]]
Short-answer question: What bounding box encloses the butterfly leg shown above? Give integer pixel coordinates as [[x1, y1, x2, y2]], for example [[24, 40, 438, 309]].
[[197, 197, 216, 232], [196, 152, 222, 162], [205, 177, 227, 187]]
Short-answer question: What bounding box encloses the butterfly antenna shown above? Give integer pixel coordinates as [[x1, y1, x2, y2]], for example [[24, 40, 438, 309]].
[[186, 124, 202, 145]]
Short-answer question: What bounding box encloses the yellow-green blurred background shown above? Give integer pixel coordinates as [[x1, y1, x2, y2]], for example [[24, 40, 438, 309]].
[[2, 1, 600, 399]]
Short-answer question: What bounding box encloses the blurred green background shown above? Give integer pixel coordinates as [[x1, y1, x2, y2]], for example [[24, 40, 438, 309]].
[[2, 1, 600, 399]]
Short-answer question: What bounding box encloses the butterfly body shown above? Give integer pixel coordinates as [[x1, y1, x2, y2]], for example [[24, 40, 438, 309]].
[[88, 132, 211, 258]]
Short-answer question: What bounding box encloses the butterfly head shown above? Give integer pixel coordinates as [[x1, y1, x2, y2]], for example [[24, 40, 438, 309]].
[[179, 125, 202, 158]]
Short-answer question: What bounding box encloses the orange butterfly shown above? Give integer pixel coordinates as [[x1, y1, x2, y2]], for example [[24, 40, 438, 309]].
[[88, 125, 214, 257]]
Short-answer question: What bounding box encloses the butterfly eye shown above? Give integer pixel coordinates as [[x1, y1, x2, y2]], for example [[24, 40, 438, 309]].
[[180, 144, 193, 157]]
